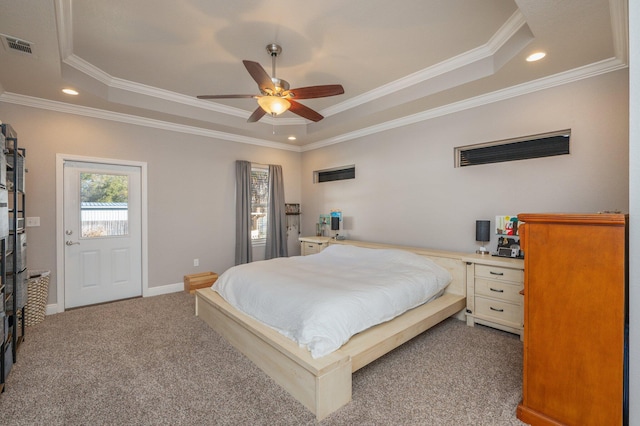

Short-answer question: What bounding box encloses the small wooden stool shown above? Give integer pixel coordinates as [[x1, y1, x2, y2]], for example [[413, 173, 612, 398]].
[[184, 272, 218, 294]]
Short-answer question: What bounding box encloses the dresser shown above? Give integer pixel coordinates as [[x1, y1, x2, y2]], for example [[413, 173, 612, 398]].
[[462, 254, 524, 339], [299, 236, 331, 256], [516, 213, 628, 426]]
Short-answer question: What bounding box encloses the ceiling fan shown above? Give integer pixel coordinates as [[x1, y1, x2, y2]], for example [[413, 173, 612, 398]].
[[197, 43, 344, 123]]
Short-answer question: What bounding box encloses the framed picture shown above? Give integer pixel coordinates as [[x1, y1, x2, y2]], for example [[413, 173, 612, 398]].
[[319, 214, 330, 226], [495, 215, 519, 236], [285, 203, 300, 214]]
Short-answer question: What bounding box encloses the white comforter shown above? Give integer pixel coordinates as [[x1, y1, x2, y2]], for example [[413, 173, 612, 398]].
[[213, 244, 452, 358]]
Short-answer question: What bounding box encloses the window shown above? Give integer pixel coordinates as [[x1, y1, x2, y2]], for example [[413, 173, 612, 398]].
[[314, 165, 355, 183], [454, 130, 571, 167], [251, 166, 269, 241]]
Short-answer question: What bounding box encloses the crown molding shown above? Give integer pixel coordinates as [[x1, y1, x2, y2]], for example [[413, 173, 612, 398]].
[[0, 55, 626, 155], [322, 10, 527, 117], [63, 54, 247, 117], [610, 0, 629, 64], [302, 57, 628, 152], [0, 92, 301, 152], [55, 2, 528, 125], [54, 0, 73, 58], [62, 54, 310, 126], [55, 1, 306, 127], [16, 1, 630, 153]]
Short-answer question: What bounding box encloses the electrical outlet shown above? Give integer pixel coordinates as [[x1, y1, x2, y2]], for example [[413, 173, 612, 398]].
[[193, 258, 199, 267]]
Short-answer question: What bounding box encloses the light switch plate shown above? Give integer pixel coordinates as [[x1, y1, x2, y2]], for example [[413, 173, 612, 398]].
[[26, 216, 40, 227]]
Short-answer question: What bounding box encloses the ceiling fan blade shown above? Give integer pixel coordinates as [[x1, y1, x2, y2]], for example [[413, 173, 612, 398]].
[[287, 85, 344, 99], [247, 106, 267, 123], [289, 100, 324, 122], [197, 94, 256, 99], [243, 60, 275, 93]]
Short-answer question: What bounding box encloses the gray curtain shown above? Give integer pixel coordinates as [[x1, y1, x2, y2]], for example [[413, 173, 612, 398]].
[[235, 160, 252, 265], [265, 164, 288, 259]]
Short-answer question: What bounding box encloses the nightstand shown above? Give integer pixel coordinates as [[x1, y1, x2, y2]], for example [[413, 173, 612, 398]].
[[462, 254, 524, 340], [299, 236, 331, 256]]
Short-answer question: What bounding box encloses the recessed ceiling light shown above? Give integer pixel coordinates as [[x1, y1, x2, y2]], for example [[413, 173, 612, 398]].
[[62, 88, 79, 95], [526, 52, 546, 62], [288, 136, 297, 141]]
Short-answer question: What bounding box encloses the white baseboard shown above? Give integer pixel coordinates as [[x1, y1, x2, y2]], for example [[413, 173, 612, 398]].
[[44, 282, 184, 315], [144, 282, 183, 297]]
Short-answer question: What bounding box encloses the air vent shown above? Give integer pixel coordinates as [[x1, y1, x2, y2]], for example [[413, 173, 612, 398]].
[[1, 34, 36, 56], [314, 165, 355, 183], [455, 130, 570, 167]]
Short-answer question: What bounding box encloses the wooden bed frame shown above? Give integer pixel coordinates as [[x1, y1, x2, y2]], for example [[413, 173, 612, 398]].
[[195, 240, 468, 420]]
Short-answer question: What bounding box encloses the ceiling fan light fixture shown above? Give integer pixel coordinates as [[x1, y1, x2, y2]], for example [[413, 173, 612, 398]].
[[258, 96, 291, 116]]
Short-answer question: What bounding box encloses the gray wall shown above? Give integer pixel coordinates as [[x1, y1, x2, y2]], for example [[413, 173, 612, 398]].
[[301, 69, 629, 253], [0, 63, 633, 420], [0, 69, 630, 310], [0, 104, 302, 305]]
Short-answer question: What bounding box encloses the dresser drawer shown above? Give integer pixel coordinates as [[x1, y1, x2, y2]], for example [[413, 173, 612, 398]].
[[299, 237, 331, 256], [475, 297, 522, 326], [301, 242, 327, 255], [475, 278, 523, 303], [475, 264, 523, 283], [302, 243, 319, 255]]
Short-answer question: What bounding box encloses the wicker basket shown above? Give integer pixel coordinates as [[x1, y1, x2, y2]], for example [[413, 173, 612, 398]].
[[23, 270, 51, 327]]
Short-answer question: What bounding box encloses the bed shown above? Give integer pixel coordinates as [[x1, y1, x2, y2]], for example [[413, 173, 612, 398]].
[[195, 239, 467, 420]]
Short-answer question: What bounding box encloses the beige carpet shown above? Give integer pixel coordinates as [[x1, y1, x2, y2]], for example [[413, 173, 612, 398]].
[[0, 292, 526, 425]]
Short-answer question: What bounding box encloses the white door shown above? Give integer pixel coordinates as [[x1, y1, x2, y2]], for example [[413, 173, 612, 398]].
[[63, 161, 142, 308]]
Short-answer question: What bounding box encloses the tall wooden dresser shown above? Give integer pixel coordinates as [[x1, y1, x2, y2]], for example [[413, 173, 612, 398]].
[[516, 213, 628, 425]]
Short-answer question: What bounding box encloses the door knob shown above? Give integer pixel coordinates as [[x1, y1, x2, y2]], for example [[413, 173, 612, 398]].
[[66, 240, 80, 246]]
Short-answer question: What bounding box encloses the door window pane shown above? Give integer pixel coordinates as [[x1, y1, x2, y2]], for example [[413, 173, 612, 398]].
[[80, 173, 129, 237]]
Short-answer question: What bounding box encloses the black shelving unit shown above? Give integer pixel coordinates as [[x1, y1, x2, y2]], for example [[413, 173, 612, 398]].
[[0, 127, 7, 393], [1, 123, 26, 393]]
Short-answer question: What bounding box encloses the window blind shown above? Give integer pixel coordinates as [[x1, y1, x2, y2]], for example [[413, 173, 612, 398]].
[[455, 130, 570, 167], [314, 165, 355, 183]]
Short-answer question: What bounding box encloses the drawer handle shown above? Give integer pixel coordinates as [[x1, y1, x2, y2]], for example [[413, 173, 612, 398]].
[[490, 307, 504, 312], [489, 287, 504, 293], [489, 271, 504, 276]]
